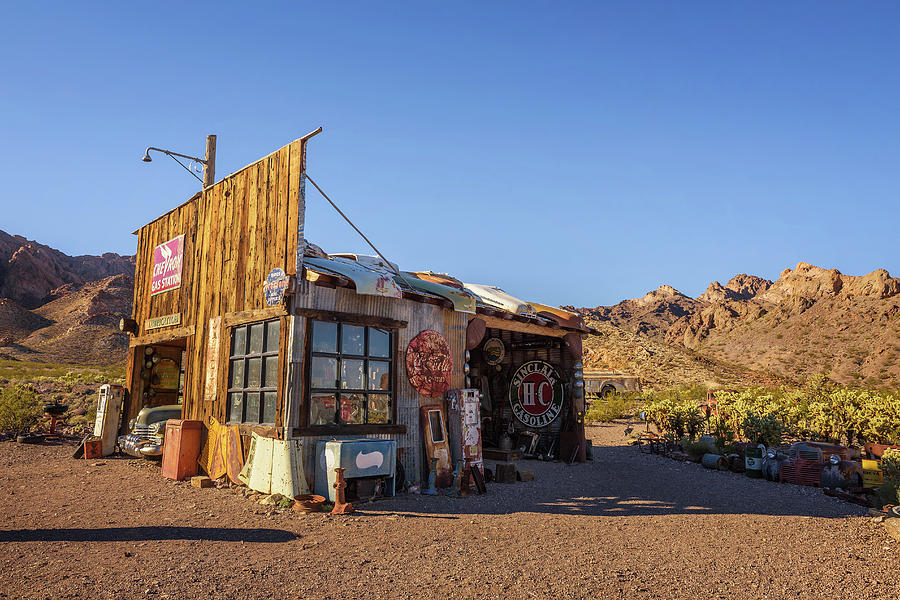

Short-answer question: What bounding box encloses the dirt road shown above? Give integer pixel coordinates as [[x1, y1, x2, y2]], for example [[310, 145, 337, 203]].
[[0, 423, 895, 599]]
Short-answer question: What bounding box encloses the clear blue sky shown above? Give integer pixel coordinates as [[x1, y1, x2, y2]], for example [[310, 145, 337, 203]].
[[2, 2, 898, 307]]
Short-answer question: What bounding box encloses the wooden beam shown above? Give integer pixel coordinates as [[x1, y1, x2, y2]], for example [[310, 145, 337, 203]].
[[294, 424, 407, 436], [223, 305, 288, 327], [128, 325, 195, 347], [237, 424, 283, 438], [294, 308, 408, 329], [303, 268, 351, 288], [474, 313, 568, 339]]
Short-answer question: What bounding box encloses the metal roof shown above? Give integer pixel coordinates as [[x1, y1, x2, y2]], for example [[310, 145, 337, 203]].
[[302, 252, 589, 334]]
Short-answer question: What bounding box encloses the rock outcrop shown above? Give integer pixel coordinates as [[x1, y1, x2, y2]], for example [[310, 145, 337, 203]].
[[0, 231, 135, 365], [579, 262, 900, 387], [0, 230, 134, 308]]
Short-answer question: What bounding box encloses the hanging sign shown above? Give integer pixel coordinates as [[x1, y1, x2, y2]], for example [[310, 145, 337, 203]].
[[263, 267, 290, 306], [152, 358, 180, 390], [204, 316, 222, 402], [150, 234, 184, 296], [145, 313, 181, 330], [406, 330, 453, 399], [482, 337, 505, 365], [508, 361, 564, 428]]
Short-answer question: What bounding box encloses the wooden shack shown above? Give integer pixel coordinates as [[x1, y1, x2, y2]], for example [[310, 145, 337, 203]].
[[123, 133, 592, 489]]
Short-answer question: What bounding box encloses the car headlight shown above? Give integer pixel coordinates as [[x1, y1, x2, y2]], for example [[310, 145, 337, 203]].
[[829, 453, 840, 465], [128, 418, 136, 430], [767, 449, 776, 459]]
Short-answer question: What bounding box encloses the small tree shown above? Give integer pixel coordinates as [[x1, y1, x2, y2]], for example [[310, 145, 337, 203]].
[[0, 384, 42, 435]]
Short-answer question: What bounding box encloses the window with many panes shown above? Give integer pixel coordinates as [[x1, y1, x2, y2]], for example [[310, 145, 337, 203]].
[[227, 319, 280, 425], [307, 319, 393, 426]]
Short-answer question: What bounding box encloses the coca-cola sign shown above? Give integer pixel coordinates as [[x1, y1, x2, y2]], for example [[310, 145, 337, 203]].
[[508, 360, 563, 428]]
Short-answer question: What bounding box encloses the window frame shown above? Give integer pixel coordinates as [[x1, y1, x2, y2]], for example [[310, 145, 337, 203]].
[[226, 318, 281, 426], [304, 317, 398, 429]]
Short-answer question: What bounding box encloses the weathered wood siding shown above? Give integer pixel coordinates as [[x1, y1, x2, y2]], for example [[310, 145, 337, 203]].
[[289, 281, 468, 484], [129, 139, 307, 425]]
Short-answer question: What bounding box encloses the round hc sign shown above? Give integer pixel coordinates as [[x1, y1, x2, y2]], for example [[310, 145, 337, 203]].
[[263, 268, 290, 306], [508, 360, 564, 428]]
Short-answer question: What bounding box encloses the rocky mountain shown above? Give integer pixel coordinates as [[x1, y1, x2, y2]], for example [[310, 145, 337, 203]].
[[0, 230, 134, 308], [576, 262, 900, 389], [0, 232, 134, 365]]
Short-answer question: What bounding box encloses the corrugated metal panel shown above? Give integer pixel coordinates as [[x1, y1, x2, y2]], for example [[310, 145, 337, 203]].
[[289, 281, 468, 486]]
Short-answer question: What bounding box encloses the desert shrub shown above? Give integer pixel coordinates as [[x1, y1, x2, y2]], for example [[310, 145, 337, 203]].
[[876, 448, 900, 507], [644, 396, 703, 439], [680, 437, 713, 459], [0, 384, 42, 434], [585, 392, 641, 423], [641, 377, 900, 448], [741, 413, 783, 448]]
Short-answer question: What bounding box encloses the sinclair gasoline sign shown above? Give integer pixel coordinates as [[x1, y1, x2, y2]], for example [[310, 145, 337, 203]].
[[151, 235, 184, 296], [508, 360, 564, 428]]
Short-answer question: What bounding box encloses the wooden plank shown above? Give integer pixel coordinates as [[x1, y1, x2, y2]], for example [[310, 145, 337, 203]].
[[474, 313, 568, 339], [233, 170, 249, 312], [273, 314, 288, 431], [128, 325, 196, 347], [293, 307, 408, 329], [304, 268, 351, 288], [275, 147, 289, 270], [222, 306, 288, 327], [244, 163, 259, 311], [294, 424, 407, 436], [287, 140, 303, 274], [266, 154, 277, 278], [254, 159, 268, 309]]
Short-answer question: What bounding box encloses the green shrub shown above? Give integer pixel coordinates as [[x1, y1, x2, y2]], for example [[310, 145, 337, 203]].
[[585, 392, 641, 423], [741, 413, 783, 448], [876, 449, 900, 507], [0, 384, 43, 434], [644, 396, 703, 439]]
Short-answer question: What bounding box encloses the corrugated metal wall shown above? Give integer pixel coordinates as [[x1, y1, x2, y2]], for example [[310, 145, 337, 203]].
[[288, 280, 468, 486]]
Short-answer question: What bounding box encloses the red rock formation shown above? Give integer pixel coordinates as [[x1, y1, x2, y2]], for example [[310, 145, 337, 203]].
[[0, 230, 134, 308]]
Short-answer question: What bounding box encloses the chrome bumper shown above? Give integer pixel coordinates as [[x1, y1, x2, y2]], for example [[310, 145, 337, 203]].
[[119, 433, 163, 458]]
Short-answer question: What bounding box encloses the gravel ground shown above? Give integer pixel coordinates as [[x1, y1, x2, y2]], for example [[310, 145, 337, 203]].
[[0, 422, 896, 599]]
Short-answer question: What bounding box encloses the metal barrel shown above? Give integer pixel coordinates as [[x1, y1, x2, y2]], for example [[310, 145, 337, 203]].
[[745, 445, 765, 478], [701, 453, 728, 470]]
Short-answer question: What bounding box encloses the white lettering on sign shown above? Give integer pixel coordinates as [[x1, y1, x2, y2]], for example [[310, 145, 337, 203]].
[[508, 360, 564, 428]]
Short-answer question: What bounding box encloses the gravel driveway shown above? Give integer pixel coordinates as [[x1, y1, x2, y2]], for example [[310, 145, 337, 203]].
[[0, 422, 895, 599]]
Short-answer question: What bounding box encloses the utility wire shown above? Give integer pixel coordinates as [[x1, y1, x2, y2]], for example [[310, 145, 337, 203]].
[[305, 174, 416, 290]]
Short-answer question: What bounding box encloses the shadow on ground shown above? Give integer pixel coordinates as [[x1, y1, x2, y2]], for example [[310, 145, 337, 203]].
[[371, 443, 867, 519], [0, 526, 296, 543]]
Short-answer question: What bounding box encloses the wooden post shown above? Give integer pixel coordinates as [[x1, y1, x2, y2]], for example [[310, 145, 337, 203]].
[[203, 134, 217, 188]]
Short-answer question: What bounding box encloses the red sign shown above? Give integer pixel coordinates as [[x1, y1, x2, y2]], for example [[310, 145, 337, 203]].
[[508, 361, 564, 428], [151, 235, 184, 296], [406, 330, 453, 399]]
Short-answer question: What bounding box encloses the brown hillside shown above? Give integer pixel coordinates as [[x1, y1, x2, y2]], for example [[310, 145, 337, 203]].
[[582, 319, 785, 390], [0, 298, 52, 345], [576, 262, 900, 388], [0, 274, 133, 365]]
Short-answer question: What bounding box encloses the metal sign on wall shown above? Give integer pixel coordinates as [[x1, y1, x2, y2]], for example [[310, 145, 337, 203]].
[[145, 313, 181, 330], [204, 316, 222, 402], [508, 361, 564, 428], [151, 234, 184, 296], [263, 267, 290, 306], [406, 330, 453, 399]]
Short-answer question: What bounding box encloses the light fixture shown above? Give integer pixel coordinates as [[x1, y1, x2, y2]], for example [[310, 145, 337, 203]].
[[141, 135, 216, 187]]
